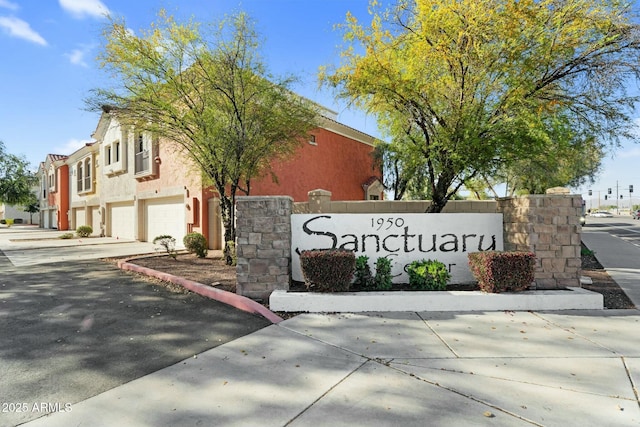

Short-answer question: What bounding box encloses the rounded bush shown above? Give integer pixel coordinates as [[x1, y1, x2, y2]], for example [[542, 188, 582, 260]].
[[183, 232, 208, 258], [407, 259, 450, 290], [76, 225, 93, 237]]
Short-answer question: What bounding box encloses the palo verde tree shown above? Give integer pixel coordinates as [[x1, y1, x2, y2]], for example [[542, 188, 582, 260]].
[[322, 0, 640, 211], [0, 141, 36, 206], [89, 11, 318, 262]]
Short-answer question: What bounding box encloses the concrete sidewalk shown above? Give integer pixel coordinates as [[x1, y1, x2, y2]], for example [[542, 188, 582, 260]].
[[22, 309, 640, 426], [0, 226, 159, 266]]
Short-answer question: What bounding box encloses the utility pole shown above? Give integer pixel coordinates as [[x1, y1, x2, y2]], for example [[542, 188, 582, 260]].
[[617, 180, 620, 214]]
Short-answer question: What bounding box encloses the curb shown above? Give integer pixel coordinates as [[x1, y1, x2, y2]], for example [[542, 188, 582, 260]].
[[117, 259, 283, 324]]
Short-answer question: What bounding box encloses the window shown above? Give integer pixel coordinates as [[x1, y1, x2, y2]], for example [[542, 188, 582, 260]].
[[77, 162, 83, 191], [105, 145, 112, 165], [77, 157, 92, 193], [114, 141, 120, 162], [48, 171, 55, 191], [83, 158, 91, 191], [309, 134, 317, 145], [134, 132, 150, 174]]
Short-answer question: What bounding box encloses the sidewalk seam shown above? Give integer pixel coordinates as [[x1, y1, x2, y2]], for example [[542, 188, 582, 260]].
[[283, 359, 369, 426], [621, 356, 640, 410]]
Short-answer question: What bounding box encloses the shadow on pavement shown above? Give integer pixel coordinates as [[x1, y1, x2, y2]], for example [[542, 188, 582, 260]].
[[0, 258, 270, 426]]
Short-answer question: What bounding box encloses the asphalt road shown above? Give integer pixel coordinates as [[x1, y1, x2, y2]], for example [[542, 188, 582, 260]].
[[0, 231, 270, 427], [584, 214, 640, 246]]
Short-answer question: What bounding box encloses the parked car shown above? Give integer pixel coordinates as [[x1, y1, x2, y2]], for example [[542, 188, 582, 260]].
[[591, 211, 613, 218], [632, 209, 640, 220]]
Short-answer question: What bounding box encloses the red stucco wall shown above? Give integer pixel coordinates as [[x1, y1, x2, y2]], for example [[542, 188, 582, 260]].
[[57, 165, 69, 230], [248, 128, 380, 201]]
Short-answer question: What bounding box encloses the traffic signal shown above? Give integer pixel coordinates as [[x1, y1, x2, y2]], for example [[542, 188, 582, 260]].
[[608, 188, 612, 195], [588, 190, 592, 196], [630, 185, 634, 193], [605, 195, 608, 200], [621, 195, 624, 199]]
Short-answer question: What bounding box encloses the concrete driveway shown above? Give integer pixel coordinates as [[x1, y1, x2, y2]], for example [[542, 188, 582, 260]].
[[0, 226, 270, 427], [0, 226, 161, 266]]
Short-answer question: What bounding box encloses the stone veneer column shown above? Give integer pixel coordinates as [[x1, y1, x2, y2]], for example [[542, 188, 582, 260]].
[[497, 194, 582, 289], [235, 196, 292, 300]]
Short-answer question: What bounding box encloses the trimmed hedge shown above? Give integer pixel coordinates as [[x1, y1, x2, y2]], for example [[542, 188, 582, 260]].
[[300, 249, 355, 292], [468, 251, 535, 293]]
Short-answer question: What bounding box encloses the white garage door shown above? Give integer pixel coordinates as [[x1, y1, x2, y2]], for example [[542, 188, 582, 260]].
[[74, 209, 86, 229], [145, 196, 185, 247], [91, 207, 100, 236], [109, 202, 135, 240]]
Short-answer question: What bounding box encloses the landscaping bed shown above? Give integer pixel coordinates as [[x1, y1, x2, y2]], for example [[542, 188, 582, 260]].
[[122, 243, 635, 310]]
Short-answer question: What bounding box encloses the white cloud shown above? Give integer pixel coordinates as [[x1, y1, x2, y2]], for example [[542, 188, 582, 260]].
[[55, 138, 93, 155], [0, 0, 19, 11], [0, 16, 47, 45], [65, 47, 89, 67], [59, 0, 110, 19]]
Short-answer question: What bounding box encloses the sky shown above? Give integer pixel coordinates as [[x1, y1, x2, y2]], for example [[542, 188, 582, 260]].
[[1, 0, 640, 205]]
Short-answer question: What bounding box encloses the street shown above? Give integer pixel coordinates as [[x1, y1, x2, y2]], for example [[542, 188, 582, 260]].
[[0, 227, 270, 427], [585, 214, 640, 248]]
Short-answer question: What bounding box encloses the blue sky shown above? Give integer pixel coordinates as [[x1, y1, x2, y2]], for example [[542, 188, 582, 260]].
[[0, 0, 379, 165], [1, 0, 639, 205]]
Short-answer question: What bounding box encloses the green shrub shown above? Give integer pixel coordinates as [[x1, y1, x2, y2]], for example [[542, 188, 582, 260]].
[[153, 235, 177, 260], [300, 249, 355, 292], [59, 232, 74, 239], [374, 257, 393, 290], [407, 259, 450, 290], [5, 218, 14, 227], [183, 232, 208, 258], [468, 251, 535, 293], [353, 255, 375, 290], [224, 240, 237, 266], [580, 247, 595, 257], [76, 225, 93, 237]]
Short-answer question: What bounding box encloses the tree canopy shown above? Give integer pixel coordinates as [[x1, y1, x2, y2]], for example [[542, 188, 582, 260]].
[[0, 141, 36, 206], [89, 11, 319, 259], [322, 0, 640, 210]]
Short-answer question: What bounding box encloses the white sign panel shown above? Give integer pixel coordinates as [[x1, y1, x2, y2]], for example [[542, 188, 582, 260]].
[[291, 213, 503, 284]]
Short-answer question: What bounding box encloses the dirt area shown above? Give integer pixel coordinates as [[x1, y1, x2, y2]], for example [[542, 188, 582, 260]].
[[580, 243, 636, 309], [123, 245, 636, 310]]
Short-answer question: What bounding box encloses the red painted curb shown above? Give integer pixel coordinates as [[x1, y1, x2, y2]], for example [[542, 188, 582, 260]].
[[117, 259, 283, 324]]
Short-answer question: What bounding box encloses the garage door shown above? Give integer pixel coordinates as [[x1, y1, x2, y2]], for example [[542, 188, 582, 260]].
[[109, 202, 135, 240], [74, 209, 86, 229], [145, 196, 185, 247], [91, 207, 100, 236]]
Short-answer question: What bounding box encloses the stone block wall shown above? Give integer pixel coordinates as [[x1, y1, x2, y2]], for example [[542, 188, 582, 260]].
[[497, 194, 582, 290], [235, 196, 292, 301]]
